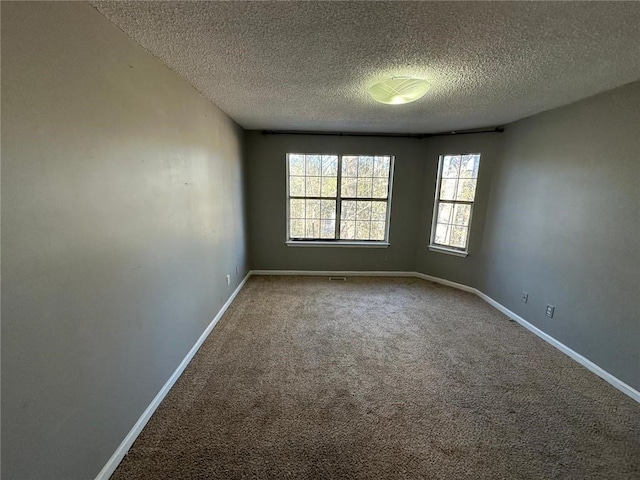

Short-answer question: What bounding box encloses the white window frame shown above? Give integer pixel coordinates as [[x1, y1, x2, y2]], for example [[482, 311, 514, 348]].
[[286, 153, 395, 247], [429, 153, 481, 257]]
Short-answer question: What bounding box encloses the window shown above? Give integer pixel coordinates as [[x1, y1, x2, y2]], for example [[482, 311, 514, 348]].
[[429, 153, 481, 255], [287, 154, 394, 244]]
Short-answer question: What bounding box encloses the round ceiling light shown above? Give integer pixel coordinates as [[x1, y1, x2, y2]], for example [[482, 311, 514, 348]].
[[368, 77, 431, 105]]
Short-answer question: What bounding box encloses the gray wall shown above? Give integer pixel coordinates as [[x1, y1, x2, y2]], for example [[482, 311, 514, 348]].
[[414, 133, 502, 286], [246, 132, 427, 271], [478, 82, 640, 391], [1, 3, 248, 479]]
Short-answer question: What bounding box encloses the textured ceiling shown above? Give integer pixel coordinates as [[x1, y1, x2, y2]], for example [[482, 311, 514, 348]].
[[92, 1, 640, 133]]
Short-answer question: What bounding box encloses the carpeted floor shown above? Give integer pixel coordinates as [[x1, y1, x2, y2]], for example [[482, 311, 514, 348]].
[[111, 276, 640, 479]]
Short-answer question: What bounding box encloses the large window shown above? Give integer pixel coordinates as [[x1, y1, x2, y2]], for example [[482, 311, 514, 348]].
[[287, 153, 394, 244], [430, 153, 481, 254]]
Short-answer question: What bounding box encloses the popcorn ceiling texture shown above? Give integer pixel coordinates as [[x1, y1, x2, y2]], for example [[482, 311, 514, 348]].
[[92, 1, 640, 133]]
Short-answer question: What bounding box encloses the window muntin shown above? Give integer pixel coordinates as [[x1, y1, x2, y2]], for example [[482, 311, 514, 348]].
[[287, 154, 393, 243], [430, 154, 481, 251]]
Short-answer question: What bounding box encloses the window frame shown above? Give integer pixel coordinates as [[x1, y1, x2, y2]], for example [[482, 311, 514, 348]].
[[429, 153, 481, 257], [285, 153, 395, 247]]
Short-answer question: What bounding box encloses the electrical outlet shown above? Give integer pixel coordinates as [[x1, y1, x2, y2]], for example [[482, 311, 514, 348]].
[[546, 305, 555, 318], [226, 274, 231, 286], [521, 292, 528, 303], [236, 266, 240, 275]]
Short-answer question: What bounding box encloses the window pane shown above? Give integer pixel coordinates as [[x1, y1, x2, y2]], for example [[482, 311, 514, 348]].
[[342, 156, 358, 177], [288, 153, 392, 243], [356, 201, 371, 221], [320, 219, 335, 239], [320, 200, 336, 219], [306, 177, 321, 197], [289, 154, 305, 175], [460, 154, 480, 178], [358, 156, 374, 177], [355, 221, 370, 240], [437, 202, 454, 224], [290, 177, 305, 196], [372, 178, 388, 198], [321, 176, 337, 197], [288, 199, 336, 240], [356, 177, 372, 198], [322, 155, 338, 176], [370, 221, 386, 240], [306, 218, 320, 238], [442, 155, 461, 178], [306, 155, 321, 176], [371, 201, 387, 221], [290, 199, 305, 219], [341, 200, 357, 221], [450, 226, 468, 248], [340, 220, 355, 239], [431, 153, 480, 251], [290, 219, 305, 238], [341, 177, 357, 197], [306, 199, 320, 218], [434, 223, 450, 245], [453, 203, 471, 226], [373, 156, 390, 177], [440, 179, 457, 200], [456, 179, 477, 201]]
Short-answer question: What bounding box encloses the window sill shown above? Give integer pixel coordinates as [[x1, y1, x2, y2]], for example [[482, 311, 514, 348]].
[[286, 241, 390, 248], [428, 245, 469, 257]]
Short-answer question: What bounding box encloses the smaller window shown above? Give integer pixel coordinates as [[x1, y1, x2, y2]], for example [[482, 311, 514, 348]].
[[429, 153, 481, 254]]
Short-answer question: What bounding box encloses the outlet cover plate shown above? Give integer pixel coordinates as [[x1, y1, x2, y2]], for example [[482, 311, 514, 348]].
[[546, 305, 555, 318]]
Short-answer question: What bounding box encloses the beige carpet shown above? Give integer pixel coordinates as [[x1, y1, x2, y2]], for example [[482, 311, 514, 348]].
[[111, 276, 640, 479]]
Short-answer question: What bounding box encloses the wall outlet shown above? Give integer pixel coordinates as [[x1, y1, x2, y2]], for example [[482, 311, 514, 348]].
[[236, 266, 240, 275], [226, 274, 231, 286], [546, 305, 555, 318], [521, 292, 528, 303]]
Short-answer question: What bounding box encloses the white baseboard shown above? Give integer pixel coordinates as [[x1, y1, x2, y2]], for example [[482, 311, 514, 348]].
[[413, 272, 638, 403], [94, 273, 251, 480], [250, 269, 415, 277], [412, 271, 478, 294], [473, 289, 640, 403]]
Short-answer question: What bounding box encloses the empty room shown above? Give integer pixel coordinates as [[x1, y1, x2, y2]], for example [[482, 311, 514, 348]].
[[2, 1, 639, 479]]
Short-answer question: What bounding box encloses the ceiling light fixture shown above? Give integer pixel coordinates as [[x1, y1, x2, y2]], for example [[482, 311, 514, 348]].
[[368, 76, 431, 105]]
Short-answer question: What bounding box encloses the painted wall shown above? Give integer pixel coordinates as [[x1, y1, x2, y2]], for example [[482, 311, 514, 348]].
[[478, 82, 640, 390], [1, 3, 248, 479], [245, 132, 427, 271], [414, 133, 501, 286]]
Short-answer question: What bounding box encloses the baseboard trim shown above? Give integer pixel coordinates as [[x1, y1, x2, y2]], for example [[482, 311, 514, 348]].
[[251, 269, 640, 403], [250, 269, 415, 277], [473, 289, 640, 403], [94, 273, 251, 480], [412, 272, 639, 403], [412, 271, 478, 294]]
